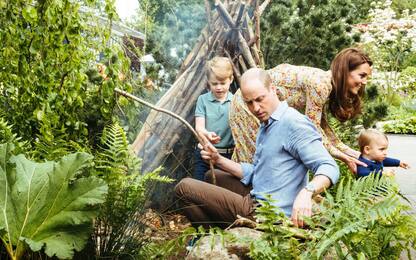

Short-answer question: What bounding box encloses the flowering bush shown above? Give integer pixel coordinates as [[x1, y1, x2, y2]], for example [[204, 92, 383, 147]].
[[358, 0, 416, 57], [352, 0, 416, 108]]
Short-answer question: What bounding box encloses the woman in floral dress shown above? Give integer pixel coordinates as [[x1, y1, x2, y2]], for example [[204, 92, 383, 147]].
[[230, 48, 373, 173]]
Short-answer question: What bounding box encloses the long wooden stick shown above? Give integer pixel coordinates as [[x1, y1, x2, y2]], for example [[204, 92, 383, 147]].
[[114, 88, 216, 184]]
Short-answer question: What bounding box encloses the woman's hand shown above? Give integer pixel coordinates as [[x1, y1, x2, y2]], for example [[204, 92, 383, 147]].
[[344, 148, 361, 159], [342, 154, 367, 174]]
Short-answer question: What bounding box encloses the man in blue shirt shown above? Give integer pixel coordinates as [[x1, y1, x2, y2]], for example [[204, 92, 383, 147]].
[[175, 68, 339, 228]]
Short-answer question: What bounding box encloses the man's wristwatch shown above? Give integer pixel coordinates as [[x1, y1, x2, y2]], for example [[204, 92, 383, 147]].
[[304, 182, 316, 194]]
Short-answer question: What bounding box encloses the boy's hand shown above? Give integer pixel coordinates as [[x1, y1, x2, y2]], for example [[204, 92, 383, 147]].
[[400, 161, 410, 169], [206, 132, 221, 144]]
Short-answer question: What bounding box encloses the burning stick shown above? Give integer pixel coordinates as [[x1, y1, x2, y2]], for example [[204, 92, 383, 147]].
[[114, 88, 217, 184]]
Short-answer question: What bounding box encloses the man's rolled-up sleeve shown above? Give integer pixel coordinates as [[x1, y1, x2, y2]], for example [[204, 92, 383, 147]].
[[240, 162, 254, 185], [315, 162, 340, 185], [287, 117, 340, 185]]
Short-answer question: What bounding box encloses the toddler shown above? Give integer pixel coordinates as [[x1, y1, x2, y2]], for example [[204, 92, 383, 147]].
[[357, 129, 409, 178]]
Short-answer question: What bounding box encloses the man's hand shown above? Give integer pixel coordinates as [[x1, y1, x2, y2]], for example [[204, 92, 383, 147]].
[[199, 142, 220, 164], [291, 189, 313, 228], [400, 161, 410, 169]]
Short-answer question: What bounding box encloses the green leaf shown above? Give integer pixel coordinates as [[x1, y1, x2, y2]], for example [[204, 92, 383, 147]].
[[22, 6, 38, 23], [35, 109, 44, 121], [0, 143, 108, 259]]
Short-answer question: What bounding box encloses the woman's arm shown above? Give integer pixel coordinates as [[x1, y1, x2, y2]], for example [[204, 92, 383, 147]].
[[321, 114, 368, 173], [303, 79, 365, 173]]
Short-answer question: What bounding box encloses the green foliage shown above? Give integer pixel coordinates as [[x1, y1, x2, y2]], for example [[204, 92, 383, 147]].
[[249, 196, 309, 259], [387, 98, 416, 120], [310, 174, 413, 259], [391, 0, 416, 17], [382, 98, 416, 134], [0, 0, 130, 161], [366, 33, 414, 73], [361, 84, 389, 128], [402, 52, 416, 69], [246, 174, 416, 259], [360, 1, 415, 74], [93, 123, 172, 257], [261, 0, 371, 69], [0, 118, 26, 154], [384, 116, 416, 134], [0, 143, 107, 260], [399, 66, 416, 97]]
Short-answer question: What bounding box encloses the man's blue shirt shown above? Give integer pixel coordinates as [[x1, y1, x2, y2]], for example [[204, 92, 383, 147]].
[[240, 101, 339, 216]]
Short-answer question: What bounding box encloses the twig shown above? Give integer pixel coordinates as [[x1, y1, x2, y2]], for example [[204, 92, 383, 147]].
[[234, 2, 246, 27], [259, 0, 271, 16], [205, 0, 212, 41], [226, 215, 313, 240], [215, 0, 236, 28], [114, 88, 216, 184]]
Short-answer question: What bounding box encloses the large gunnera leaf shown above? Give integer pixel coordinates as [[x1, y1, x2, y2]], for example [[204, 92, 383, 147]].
[[0, 143, 108, 259]]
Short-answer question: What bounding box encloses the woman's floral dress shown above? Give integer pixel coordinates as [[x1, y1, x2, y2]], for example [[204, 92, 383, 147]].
[[230, 64, 350, 163]]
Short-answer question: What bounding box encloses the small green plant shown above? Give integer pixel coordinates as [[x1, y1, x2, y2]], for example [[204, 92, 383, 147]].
[[399, 66, 416, 97], [93, 123, 173, 257], [0, 143, 107, 260], [245, 173, 415, 259], [384, 116, 416, 134]]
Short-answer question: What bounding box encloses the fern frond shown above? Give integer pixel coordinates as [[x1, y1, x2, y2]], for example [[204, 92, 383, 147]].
[[316, 221, 367, 257], [95, 123, 130, 175]]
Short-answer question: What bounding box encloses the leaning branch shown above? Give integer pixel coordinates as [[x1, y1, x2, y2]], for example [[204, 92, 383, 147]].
[[114, 88, 217, 184]]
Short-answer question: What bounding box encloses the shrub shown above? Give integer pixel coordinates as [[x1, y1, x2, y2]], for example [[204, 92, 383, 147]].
[[92, 123, 173, 257], [247, 172, 416, 259], [384, 116, 416, 134]]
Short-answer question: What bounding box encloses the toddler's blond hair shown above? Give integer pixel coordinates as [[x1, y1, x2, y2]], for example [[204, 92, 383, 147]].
[[358, 128, 388, 153]]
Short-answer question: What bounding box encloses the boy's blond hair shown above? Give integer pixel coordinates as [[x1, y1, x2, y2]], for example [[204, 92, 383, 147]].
[[206, 57, 233, 81], [358, 129, 388, 153]]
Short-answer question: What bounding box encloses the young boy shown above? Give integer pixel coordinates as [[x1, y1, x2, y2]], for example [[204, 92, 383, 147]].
[[193, 57, 235, 181], [357, 129, 409, 178]]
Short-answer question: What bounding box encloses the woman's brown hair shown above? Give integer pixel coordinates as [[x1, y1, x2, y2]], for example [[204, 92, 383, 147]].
[[329, 48, 372, 122]]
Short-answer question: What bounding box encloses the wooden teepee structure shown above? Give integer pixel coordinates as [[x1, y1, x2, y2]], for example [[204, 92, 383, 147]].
[[132, 0, 270, 174]]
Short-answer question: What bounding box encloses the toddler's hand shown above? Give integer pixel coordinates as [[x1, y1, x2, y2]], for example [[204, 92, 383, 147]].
[[400, 161, 410, 169]]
